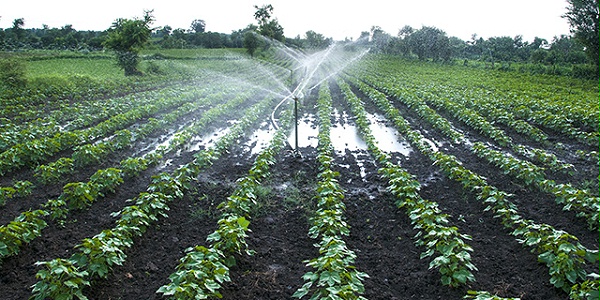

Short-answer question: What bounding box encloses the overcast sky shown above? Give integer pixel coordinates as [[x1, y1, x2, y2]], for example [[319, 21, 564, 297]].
[[1, 0, 572, 42]]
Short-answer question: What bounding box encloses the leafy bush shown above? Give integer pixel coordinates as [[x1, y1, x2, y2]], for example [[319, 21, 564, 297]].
[[0, 58, 27, 88], [144, 61, 164, 75], [572, 64, 599, 79]]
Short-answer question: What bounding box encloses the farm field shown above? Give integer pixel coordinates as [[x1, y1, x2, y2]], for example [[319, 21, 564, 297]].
[[0, 47, 598, 300]]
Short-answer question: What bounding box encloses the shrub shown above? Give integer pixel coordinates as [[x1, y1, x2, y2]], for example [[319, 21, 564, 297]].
[[0, 58, 27, 88]]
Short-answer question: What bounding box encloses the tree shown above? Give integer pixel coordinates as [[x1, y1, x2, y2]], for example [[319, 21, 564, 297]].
[[305, 30, 330, 49], [12, 18, 25, 41], [190, 19, 206, 34], [484, 36, 517, 64], [550, 34, 587, 64], [253, 4, 284, 42], [243, 30, 259, 57], [103, 10, 154, 75], [563, 0, 599, 69], [407, 26, 451, 61], [370, 26, 391, 53]]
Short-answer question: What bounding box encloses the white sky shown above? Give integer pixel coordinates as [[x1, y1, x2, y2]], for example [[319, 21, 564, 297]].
[[1, 0, 572, 42]]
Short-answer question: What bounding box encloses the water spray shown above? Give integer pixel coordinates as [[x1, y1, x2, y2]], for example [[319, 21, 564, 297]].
[[268, 39, 371, 156]]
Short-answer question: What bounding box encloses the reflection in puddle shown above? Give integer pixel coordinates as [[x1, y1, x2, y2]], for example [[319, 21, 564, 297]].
[[189, 128, 231, 152], [418, 129, 445, 152], [351, 151, 368, 180], [245, 122, 276, 155], [366, 113, 412, 156], [288, 114, 319, 149], [287, 112, 414, 158], [331, 123, 368, 152]]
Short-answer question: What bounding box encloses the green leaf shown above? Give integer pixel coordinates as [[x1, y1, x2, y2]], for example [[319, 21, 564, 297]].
[[292, 282, 313, 299], [237, 217, 250, 229], [452, 269, 473, 284], [441, 275, 452, 286]]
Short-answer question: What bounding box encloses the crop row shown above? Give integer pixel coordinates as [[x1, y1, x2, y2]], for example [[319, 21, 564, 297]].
[[350, 74, 600, 236], [0, 89, 256, 264], [1, 83, 189, 149], [337, 78, 481, 291], [414, 87, 581, 171], [31, 94, 278, 299], [356, 57, 598, 137], [0, 86, 213, 177], [347, 76, 598, 230], [0, 56, 272, 152], [0, 54, 265, 119], [293, 82, 368, 299], [428, 84, 596, 147], [31, 85, 225, 186], [158, 98, 292, 299], [353, 71, 575, 175], [471, 143, 598, 229], [352, 76, 598, 299], [0, 180, 33, 205]]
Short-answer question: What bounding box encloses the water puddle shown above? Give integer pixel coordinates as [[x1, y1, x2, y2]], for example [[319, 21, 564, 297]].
[[331, 123, 368, 152], [133, 130, 175, 157], [350, 151, 368, 181], [366, 113, 413, 156], [288, 114, 319, 149], [245, 122, 277, 155], [189, 127, 231, 152], [288, 111, 414, 159]]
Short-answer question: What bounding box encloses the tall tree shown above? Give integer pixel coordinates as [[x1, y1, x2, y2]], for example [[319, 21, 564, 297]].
[[370, 26, 391, 53], [253, 4, 284, 42], [12, 18, 25, 40], [243, 31, 259, 57], [190, 19, 206, 33], [407, 26, 451, 61], [563, 0, 599, 68], [305, 30, 330, 49], [103, 10, 154, 75]]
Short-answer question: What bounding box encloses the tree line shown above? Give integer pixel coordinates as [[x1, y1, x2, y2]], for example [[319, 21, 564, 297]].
[[0, 18, 589, 67], [357, 25, 593, 76], [1, 0, 596, 78], [0, 8, 325, 52], [0, 17, 242, 51]]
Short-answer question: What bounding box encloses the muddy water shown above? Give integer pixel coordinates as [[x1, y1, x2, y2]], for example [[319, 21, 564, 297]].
[[245, 121, 277, 155], [285, 111, 414, 158], [366, 112, 412, 156]]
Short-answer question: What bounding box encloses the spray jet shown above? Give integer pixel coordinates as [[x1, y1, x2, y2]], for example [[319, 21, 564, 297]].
[[269, 41, 370, 156]]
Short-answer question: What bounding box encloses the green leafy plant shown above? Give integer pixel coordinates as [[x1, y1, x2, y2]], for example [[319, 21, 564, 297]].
[[31, 258, 90, 300], [0, 57, 27, 88], [340, 78, 476, 287], [0, 180, 33, 205], [156, 246, 230, 299], [295, 83, 369, 299], [0, 210, 48, 260], [464, 290, 521, 300], [569, 275, 600, 300]]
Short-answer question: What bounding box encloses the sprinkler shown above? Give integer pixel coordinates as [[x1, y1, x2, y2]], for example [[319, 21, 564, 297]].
[[270, 93, 302, 158], [294, 96, 299, 154]]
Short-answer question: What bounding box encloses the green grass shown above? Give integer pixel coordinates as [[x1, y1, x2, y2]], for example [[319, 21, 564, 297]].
[[141, 48, 248, 59], [26, 58, 125, 80]]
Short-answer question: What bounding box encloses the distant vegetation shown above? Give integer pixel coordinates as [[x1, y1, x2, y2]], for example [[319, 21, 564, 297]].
[[0, 1, 597, 78]]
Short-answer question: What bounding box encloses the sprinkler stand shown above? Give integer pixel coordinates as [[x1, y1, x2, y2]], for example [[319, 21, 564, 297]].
[[294, 96, 299, 154]]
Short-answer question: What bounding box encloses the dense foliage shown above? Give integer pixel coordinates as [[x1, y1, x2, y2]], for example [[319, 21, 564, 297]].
[[564, 0, 599, 69], [103, 11, 155, 75]]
